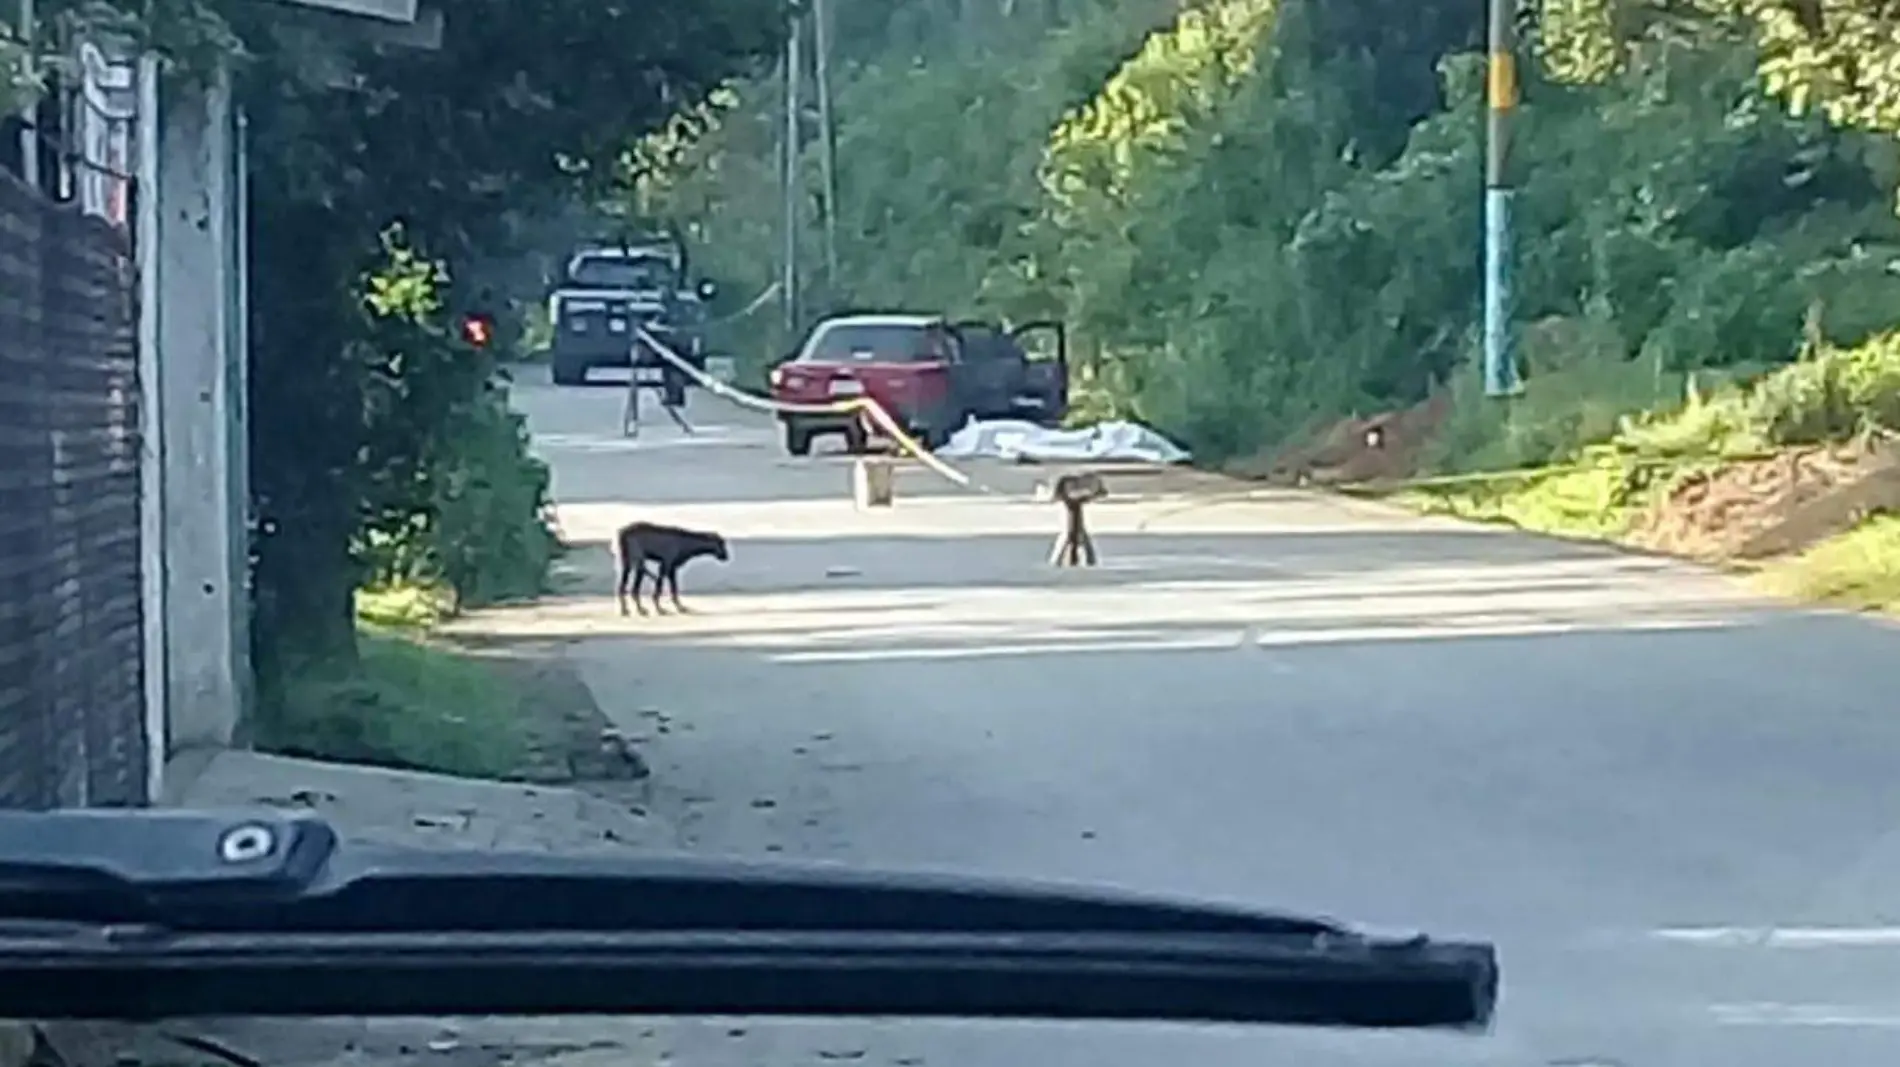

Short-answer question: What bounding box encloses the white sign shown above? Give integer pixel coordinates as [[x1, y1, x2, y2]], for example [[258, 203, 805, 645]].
[[273, 0, 417, 23]]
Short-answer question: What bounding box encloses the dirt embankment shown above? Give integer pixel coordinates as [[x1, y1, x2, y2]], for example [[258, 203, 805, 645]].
[[1226, 392, 1450, 487], [1630, 440, 1900, 562], [1226, 392, 1900, 565]]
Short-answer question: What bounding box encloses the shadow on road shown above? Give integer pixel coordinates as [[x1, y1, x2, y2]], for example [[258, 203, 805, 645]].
[[443, 524, 1782, 665], [547, 528, 1693, 593]]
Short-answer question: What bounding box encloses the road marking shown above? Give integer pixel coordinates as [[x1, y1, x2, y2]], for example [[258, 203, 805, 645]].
[[1711, 1002, 1900, 1027], [533, 429, 764, 452], [768, 630, 1247, 664], [1250, 615, 1725, 648], [1654, 925, 1900, 948]]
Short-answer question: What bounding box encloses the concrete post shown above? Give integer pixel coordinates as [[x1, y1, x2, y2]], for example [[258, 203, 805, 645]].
[[852, 457, 894, 508], [228, 104, 253, 728], [152, 64, 244, 754], [134, 52, 167, 802]]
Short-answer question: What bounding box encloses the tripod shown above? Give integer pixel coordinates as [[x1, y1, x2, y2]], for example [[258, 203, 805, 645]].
[[623, 363, 695, 438]]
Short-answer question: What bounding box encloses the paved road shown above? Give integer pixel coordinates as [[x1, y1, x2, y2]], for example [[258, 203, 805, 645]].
[[462, 367, 1900, 1067]]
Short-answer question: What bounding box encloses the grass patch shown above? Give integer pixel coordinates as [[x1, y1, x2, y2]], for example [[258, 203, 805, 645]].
[[355, 582, 456, 629], [260, 580, 530, 779], [266, 625, 529, 779], [1390, 469, 1637, 540], [1372, 332, 1900, 619], [1757, 514, 1900, 613], [264, 580, 633, 782], [1387, 449, 1704, 543], [1385, 330, 1900, 542]]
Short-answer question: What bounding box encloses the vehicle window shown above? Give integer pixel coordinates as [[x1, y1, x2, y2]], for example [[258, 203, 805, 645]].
[[1012, 324, 1062, 363], [961, 332, 1019, 364], [800, 324, 952, 363], [567, 255, 673, 290]]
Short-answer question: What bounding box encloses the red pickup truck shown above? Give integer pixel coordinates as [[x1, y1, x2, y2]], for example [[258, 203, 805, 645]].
[[766, 314, 1068, 456]]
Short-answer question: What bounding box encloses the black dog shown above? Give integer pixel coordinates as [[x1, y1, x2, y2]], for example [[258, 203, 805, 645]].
[[612, 521, 730, 616]]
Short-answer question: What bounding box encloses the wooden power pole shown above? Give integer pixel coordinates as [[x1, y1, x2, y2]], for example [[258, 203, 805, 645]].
[[780, 8, 802, 338], [813, 0, 839, 294]]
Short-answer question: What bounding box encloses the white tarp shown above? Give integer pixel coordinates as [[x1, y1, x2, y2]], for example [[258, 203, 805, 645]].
[[935, 419, 1191, 464]]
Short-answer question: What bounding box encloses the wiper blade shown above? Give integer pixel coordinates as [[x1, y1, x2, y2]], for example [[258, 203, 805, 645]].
[[0, 811, 1497, 1030]]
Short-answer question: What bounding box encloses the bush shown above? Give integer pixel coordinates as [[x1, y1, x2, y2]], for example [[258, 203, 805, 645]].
[[354, 583, 455, 629], [353, 229, 560, 610], [427, 393, 560, 605], [1746, 331, 1900, 446], [1761, 515, 1900, 612], [1395, 329, 1900, 539], [253, 235, 559, 775]]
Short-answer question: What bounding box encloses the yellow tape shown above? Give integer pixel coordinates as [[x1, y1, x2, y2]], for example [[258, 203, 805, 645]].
[[1487, 52, 1517, 111], [631, 327, 998, 494]]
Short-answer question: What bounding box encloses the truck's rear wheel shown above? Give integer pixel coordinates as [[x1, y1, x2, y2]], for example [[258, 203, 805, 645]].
[[552, 354, 587, 386], [921, 408, 966, 452], [783, 419, 815, 457]]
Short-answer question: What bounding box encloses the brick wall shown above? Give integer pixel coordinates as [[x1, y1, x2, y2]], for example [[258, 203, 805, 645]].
[[0, 168, 148, 808]]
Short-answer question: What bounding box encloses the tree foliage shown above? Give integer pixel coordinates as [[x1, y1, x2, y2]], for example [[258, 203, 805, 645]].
[[641, 0, 1900, 471], [0, 20, 40, 115], [1545, 0, 1900, 135], [227, 0, 785, 701], [23, 0, 784, 713]]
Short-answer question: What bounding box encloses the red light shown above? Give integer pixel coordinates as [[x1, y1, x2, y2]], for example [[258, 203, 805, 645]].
[[461, 315, 493, 347]]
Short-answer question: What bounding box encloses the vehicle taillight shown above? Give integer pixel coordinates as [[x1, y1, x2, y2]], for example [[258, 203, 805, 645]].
[[769, 366, 787, 390], [460, 314, 495, 348]]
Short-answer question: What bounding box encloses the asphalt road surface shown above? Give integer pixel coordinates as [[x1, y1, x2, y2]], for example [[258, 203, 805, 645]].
[[462, 367, 1900, 1067]]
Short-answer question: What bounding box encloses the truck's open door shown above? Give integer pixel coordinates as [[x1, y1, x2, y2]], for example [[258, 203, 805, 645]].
[[1010, 320, 1068, 425]]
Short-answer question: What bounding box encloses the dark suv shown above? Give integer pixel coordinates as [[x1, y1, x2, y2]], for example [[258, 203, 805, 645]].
[[548, 244, 716, 386]]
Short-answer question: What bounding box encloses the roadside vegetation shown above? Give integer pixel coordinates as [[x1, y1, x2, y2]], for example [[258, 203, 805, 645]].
[[262, 580, 639, 784], [1391, 331, 1900, 537], [628, 0, 1900, 617], [1760, 515, 1900, 613], [3, 0, 785, 772], [17, 0, 1900, 781], [265, 607, 528, 781]]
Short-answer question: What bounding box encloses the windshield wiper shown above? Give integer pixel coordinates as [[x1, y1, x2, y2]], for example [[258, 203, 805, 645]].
[[0, 810, 1497, 1030]]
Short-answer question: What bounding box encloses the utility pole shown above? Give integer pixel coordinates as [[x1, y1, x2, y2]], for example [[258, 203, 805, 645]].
[[16, 0, 37, 189], [780, 8, 802, 338], [1482, 0, 1521, 396], [812, 0, 839, 297]]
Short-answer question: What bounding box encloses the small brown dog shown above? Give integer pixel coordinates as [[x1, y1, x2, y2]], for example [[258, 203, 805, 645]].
[[612, 521, 730, 615], [1047, 471, 1107, 567]]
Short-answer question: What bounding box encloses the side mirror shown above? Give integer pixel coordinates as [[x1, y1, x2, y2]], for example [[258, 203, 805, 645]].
[[695, 279, 718, 301]]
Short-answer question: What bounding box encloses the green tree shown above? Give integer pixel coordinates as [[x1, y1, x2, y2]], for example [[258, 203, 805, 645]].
[[211, 0, 786, 696], [630, 0, 1900, 472]]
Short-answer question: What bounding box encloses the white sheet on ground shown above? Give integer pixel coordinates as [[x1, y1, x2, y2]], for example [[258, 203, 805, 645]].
[[935, 419, 1191, 464]]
